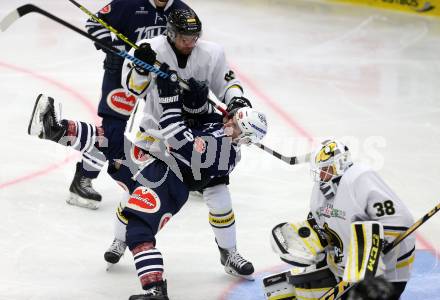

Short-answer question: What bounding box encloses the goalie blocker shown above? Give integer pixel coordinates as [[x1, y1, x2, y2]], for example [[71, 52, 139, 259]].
[[264, 220, 385, 300]]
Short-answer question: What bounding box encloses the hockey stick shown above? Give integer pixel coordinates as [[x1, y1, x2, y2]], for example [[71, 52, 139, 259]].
[[254, 143, 311, 165], [319, 201, 440, 300], [65, 0, 312, 165], [0, 4, 168, 79]]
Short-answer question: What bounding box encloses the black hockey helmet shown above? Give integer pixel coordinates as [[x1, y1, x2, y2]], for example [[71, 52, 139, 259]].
[[166, 8, 202, 42]]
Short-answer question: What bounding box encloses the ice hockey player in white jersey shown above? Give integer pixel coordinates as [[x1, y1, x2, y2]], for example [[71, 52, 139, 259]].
[[267, 139, 415, 300], [105, 7, 256, 279]]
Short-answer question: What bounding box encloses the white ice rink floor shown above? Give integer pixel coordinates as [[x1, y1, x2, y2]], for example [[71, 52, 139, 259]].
[[1, 0, 440, 299]]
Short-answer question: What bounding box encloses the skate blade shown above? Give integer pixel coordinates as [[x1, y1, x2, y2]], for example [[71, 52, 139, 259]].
[[67, 193, 100, 210], [27, 94, 48, 137], [224, 267, 255, 281]]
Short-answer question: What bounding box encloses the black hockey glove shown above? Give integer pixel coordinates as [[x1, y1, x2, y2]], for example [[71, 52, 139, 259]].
[[182, 78, 209, 114], [133, 43, 157, 75], [157, 63, 182, 110], [226, 96, 252, 116]]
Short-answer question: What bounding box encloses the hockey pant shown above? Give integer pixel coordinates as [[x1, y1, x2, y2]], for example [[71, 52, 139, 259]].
[[78, 116, 126, 178], [122, 159, 189, 290], [79, 69, 136, 179]]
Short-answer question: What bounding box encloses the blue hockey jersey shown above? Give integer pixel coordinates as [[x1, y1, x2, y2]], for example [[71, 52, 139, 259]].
[[154, 108, 240, 191], [85, 0, 190, 120], [86, 0, 189, 51]]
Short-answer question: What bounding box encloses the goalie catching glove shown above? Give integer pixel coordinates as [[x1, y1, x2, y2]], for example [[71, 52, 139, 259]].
[[270, 219, 327, 267]]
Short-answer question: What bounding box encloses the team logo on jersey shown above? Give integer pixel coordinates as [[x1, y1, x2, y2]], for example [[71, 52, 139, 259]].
[[316, 203, 346, 220], [194, 137, 206, 154], [127, 187, 161, 213], [100, 4, 111, 14], [107, 89, 137, 116], [158, 213, 173, 231]]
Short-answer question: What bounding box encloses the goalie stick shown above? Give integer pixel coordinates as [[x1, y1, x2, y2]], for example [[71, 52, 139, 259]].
[[65, 0, 312, 166], [318, 201, 440, 300]]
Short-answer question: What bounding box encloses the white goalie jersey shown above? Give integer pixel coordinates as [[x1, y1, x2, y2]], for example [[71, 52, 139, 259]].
[[309, 163, 415, 283], [121, 35, 243, 152]]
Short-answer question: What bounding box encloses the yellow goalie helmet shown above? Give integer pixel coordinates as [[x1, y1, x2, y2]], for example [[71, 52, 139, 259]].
[[310, 139, 352, 183]]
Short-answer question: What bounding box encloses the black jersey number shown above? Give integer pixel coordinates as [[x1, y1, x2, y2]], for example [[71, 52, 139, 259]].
[[373, 200, 395, 217]]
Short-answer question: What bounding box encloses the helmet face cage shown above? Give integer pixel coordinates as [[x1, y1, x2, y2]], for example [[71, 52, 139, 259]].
[[310, 140, 351, 183], [166, 9, 202, 43]]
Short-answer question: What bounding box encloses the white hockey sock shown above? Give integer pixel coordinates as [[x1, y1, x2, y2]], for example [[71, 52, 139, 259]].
[[209, 210, 237, 249]]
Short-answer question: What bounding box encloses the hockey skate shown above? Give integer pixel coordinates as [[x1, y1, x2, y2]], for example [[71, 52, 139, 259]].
[[67, 162, 102, 210], [129, 281, 168, 300], [218, 246, 255, 281], [104, 238, 127, 270], [28, 94, 65, 141]]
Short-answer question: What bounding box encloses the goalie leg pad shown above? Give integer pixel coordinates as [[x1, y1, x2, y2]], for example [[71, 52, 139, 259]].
[[343, 221, 385, 283], [262, 271, 296, 300], [288, 265, 338, 299]]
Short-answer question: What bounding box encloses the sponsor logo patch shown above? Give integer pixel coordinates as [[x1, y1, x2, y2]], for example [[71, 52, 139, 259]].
[[158, 213, 172, 231], [100, 4, 111, 14], [131, 145, 151, 164], [135, 6, 149, 15], [194, 137, 206, 154], [127, 187, 160, 213], [107, 89, 136, 116]]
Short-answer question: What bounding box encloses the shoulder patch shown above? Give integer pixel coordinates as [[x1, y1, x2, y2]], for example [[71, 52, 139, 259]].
[[100, 4, 111, 14], [194, 137, 206, 154]]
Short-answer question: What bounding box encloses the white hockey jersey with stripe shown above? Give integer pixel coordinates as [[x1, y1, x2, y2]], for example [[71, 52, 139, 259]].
[[121, 35, 243, 152], [309, 163, 415, 282]]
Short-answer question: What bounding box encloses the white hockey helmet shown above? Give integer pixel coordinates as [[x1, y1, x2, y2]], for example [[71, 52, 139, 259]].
[[233, 107, 268, 145], [310, 139, 352, 183]]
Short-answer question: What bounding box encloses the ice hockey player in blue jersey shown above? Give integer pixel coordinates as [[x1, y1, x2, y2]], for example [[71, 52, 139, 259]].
[[27, 63, 267, 299], [68, 0, 190, 210], [118, 7, 258, 281]]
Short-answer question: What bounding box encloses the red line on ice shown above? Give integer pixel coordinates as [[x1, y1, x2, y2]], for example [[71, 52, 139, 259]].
[[0, 61, 99, 190]]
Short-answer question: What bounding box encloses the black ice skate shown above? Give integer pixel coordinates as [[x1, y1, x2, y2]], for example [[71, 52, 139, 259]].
[[219, 246, 255, 281], [104, 238, 127, 270], [67, 162, 102, 210], [28, 94, 66, 142], [129, 281, 169, 300]]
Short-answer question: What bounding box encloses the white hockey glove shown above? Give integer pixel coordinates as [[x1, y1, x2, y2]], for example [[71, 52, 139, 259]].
[[270, 220, 326, 266]]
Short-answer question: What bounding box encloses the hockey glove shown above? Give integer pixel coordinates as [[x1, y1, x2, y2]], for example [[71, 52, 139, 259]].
[[226, 96, 252, 116], [182, 78, 209, 114], [157, 63, 182, 110], [133, 43, 157, 75]]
